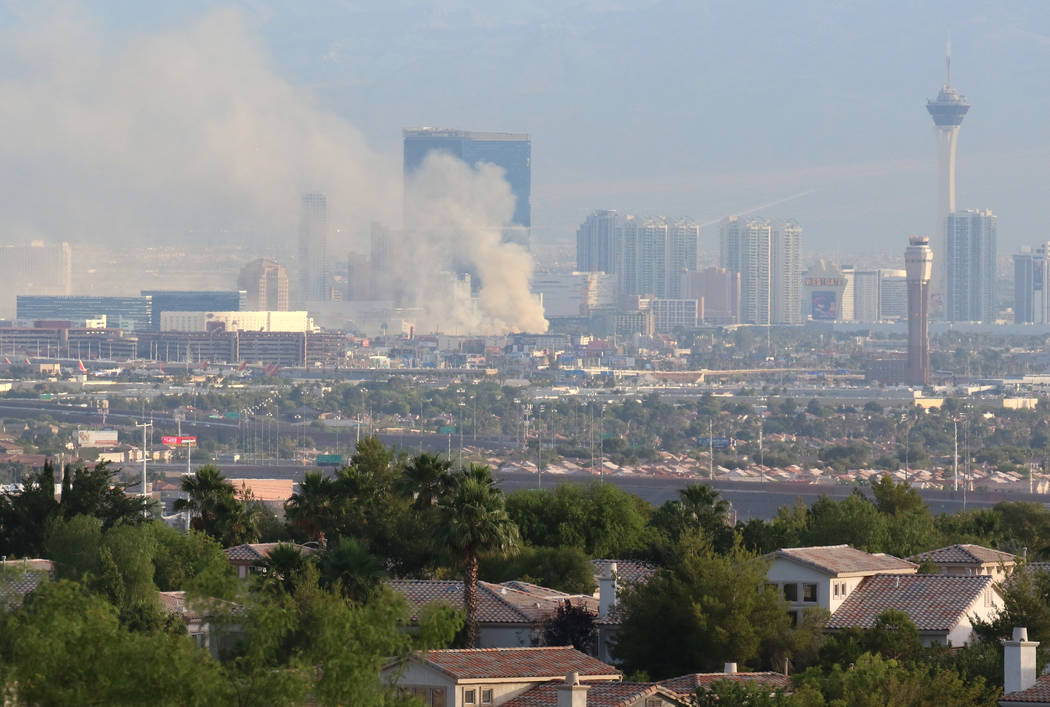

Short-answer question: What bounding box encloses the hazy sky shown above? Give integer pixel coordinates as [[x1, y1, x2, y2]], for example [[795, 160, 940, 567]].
[[5, 1, 1050, 255]]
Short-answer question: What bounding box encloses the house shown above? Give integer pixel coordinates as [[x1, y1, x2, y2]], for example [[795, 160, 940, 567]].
[[658, 665, 792, 697], [998, 627, 1046, 706], [765, 545, 917, 624], [158, 590, 241, 659], [592, 560, 658, 664], [390, 579, 597, 649], [825, 573, 1000, 646], [502, 674, 684, 706], [908, 544, 1016, 578], [223, 542, 316, 579], [382, 646, 622, 707]]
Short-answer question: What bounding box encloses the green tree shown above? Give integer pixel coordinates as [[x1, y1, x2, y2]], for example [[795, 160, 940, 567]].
[[284, 471, 336, 541], [613, 543, 791, 678], [316, 536, 387, 602], [435, 465, 519, 647], [543, 600, 596, 652], [174, 466, 259, 546], [651, 484, 735, 556], [479, 545, 595, 595]]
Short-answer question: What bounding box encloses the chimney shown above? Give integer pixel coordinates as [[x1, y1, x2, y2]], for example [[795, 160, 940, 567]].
[[598, 563, 617, 618], [557, 671, 589, 707], [724, 662, 737, 675], [1003, 627, 1040, 695]]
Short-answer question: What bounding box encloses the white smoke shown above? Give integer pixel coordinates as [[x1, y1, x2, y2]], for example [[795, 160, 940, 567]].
[[0, 5, 547, 334]]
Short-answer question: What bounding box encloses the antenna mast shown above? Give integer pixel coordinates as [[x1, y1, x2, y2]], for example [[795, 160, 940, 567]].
[[946, 33, 952, 85]]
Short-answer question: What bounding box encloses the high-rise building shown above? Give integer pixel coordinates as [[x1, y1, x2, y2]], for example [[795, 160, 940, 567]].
[[298, 192, 328, 302], [576, 210, 622, 275], [879, 270, 909, 321], [927, 46, 970, 309], [1013, 245, 1050, 324], [905, 236, 933, 386], [403, 128, 531, 247], [852, 270, 882, 322], [141, 290, 246, 331], [946, 209, 997, 322], [0, 241, 72, 318], [721, 217, 772, 325], [531, 272, 617, 318], [773, 221, 802, 324], [16, 295, 152, 331], [238, 259, 290, 311], [801, 261, 848, 321], [574, 212, 698, 299]]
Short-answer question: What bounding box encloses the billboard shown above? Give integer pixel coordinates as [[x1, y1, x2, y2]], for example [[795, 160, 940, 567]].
[[76, 430, 119, 448], [811, 291, 839, 321], [161, 435, 197, 446], [316, 454, 344, 466]]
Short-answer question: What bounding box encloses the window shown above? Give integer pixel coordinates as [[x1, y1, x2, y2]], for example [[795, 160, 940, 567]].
[[833, 583, 839, 598], [783, 583, 798, 602], [481, 688, 494, 704], [787, 610, 799, 627], [985, 589, 995, 607], [464, 688, 477, 704], [803, 583, 818, 602]]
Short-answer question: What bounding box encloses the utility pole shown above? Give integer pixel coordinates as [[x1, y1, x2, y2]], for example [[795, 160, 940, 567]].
[[709, 419, 714, 481], [184, 439, 192, 477], [953, 417, 959, 493], [135, 421, 152, 505]]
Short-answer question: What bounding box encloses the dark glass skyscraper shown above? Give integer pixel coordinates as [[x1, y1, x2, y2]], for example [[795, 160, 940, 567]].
[[403, 128, 531, 246], [141, 290, 246, 330]]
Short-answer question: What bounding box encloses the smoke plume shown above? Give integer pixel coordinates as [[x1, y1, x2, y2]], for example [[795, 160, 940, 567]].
[[0, 5, 547, 334]]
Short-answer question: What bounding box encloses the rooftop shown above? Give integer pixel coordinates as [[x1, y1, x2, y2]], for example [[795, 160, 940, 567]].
[[908, 544, 1016, 567], [413, 646, 619, 681], [826, 574, 994, 632], [658, 672, 792, 695], [772, 545, 917, 577], [390, 579, 596, 624], [503, 681, 672, 707], [223, 542, 315, 564], [1001, 674, 1050, 704], [593, 559, 658, 586]]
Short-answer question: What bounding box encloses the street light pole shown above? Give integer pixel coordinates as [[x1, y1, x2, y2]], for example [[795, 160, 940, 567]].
[[135, 421, 152, 504]]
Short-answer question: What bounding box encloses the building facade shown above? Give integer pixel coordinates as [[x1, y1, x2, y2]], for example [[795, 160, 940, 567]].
[[682, 267, 740, 324], [238, 259, 290, 312], [298, 192, 328, 303], [16, 296, 152, 331], [906, 236, 934, 386], [1013, 244, 1050, 324], [0, 241, 72, 318], [946, 209, 997, 322], [142, 290, 245, 330], [403, 128, 531, 247], [773, 221, 802, 324]]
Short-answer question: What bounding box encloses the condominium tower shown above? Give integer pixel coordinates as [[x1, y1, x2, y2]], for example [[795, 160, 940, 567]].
[[298, 193, 328, 302], [946, 209, 997, 322], [905, 236, 933, 386], [720, 217, 801, 325]]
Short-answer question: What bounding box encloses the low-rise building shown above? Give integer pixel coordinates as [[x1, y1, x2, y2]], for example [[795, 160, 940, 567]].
[[908, 544, 1016, 578]]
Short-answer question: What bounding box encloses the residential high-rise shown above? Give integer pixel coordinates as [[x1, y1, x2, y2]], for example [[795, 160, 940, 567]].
[[238, 259, 290, 311], [576, 210, 622, 275], [905, 236, 933, 386], [1013, 245, 1050, 324], [722, 217, 803, 325], [773, 221, 802, 324], [927, 45, 970, 309], [574, 212, 698, 299], [298, 192, 328, 302], [853, 270, 882, 322], [403, 128, 531, 247], [682, 268, 740, 324], [946, 209, 997, 322]]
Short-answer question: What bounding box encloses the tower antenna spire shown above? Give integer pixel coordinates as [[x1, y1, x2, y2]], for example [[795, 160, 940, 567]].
[[946, 32, 952, 85]]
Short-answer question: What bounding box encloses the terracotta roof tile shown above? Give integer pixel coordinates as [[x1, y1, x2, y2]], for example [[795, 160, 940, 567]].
[[390, 579, 597, 624], [417, 647, 620, 680], [1002, 674, 1050, 704], [223, 542, 314, 563], [593, 559, 658, 586], [773, 545, 917, 576], [826, 574, 993, 632], [504, 681, 670, 706], [659, 672, 791, 695], [908, 544, 1016, 566]]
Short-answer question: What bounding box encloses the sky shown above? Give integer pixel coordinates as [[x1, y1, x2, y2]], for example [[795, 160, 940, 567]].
[[3, 0, 1050, 257]]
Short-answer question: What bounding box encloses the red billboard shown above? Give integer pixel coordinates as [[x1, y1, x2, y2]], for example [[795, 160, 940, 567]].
[[161, 435, 197, 446]]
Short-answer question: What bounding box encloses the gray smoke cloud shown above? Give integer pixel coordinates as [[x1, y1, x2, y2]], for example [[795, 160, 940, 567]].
[[0, 4, 547, 334]]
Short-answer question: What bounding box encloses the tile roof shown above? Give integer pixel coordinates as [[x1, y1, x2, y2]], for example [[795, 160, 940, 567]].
[[503, 681, 672, 707], [908, 544, 1016, 566], [593, 559, 658, 586], [658, 672, 792, 695], [390, 579, 597, 624], [1001, 674, 1050, 704], [223, 543, 314, 563], [0, 570, 48, 609], [773, 545, 917, 576], [416, 647, 620, 681], [227, 478, 295, 502], [826, 574, 994, 632]]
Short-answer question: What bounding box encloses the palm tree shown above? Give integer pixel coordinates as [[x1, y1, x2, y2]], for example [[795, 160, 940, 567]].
[[399, 453, 452, 510], [173, 465, 234, 535], [435, 464, 518, 647], [285, 471, 336, 542], [257, 543, 307, 595], [316, 536, 386, 602]]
